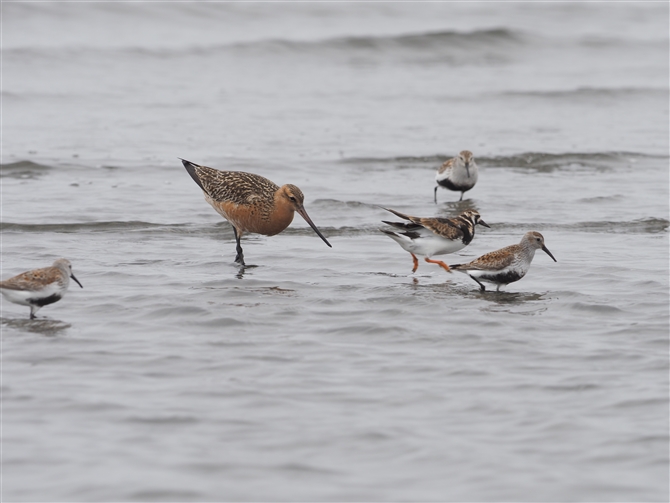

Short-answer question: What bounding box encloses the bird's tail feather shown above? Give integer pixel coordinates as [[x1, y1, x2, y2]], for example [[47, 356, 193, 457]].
[[381, 207, 413, 221], [381, 220, 422, 231], [180, 158, 206, 191]]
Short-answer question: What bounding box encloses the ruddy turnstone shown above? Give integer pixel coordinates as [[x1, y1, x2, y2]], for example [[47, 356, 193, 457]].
[[181, 159, 331, 266], [381, 208, 489, 273], [434, 150, 478, 202], [0, 258, 83, 319], [450, 231, 557, 291]]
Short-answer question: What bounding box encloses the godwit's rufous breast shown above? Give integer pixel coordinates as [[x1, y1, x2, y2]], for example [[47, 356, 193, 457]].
[[381, 208, 489, 273], [0, 258, 83, 319], [450, 231, 557, 291], [434, 150, 479, 203], [181, 159, 331, 266]]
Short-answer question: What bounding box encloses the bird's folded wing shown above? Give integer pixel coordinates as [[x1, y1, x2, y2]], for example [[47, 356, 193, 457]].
[[0, 269, 53, 290], [196, 167, 278, 205], [465, 246, 517, 271], [420, 218, 464, 240], [437, 158, 454, 175]]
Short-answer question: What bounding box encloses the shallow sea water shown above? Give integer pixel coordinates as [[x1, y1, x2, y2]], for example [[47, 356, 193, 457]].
[[2, 3, 669, 502]]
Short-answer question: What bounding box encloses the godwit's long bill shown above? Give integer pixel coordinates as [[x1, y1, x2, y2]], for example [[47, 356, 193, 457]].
[[381, 208, 489, 273], [181, 159, 331, 266]]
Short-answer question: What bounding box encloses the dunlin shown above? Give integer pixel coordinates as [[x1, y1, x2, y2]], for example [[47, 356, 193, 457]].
[[0, 258, 83, 319], [450, 231, 557, 291], [434, 150, 478, 202]]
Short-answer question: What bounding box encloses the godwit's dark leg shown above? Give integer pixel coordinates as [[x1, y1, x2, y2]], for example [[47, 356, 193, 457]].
[[424, 257, 452, 273], [232, 227, 245, 266], [469, 275, 486, 291], [434, 186, 438, 204], [411, 253, 419, 273]]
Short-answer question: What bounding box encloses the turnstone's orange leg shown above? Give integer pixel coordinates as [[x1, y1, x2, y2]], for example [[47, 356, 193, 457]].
[[425, 257, 452, 273], [411, 253, 419, 273]]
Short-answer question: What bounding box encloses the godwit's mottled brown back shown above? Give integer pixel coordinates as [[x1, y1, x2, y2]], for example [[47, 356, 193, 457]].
[[188, 164, 280, 206]]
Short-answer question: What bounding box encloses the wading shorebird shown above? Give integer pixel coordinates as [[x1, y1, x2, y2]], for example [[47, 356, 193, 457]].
[[450, 231, 557, 291], [381, 208, 489, 273], [434, 150, 479, 203], [181, 159, 332, 266], [0, 258, 83, 319]]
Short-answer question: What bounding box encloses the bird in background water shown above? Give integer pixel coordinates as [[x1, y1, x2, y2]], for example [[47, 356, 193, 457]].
[[434, 150, 479, 203], [450, 231, 557, 291], [181, 159, 332, 266], [0, 258, 83, 319], [381, 208, 489, 273]]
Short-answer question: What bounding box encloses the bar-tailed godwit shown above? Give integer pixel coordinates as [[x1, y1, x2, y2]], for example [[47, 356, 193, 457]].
[[381, 208, 489, 273], [450, 231, 557, 291], [181, 159, 331, 266], [0, 258, 83, 319], [434, 150, 479, 203]]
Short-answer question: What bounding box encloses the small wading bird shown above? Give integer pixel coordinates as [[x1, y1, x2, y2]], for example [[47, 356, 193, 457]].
[[450, 231, 557, 291], [434, 150, 479, 203], [181, 159, 331, 266], [0, 258, 83, 319], [381, 208, 489, 273]]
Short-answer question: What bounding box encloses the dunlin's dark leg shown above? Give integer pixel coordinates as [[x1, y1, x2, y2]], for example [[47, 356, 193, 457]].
[[232, 227, 245, 266], [434, 186, 438, 204], [459, 191, 464, 201], [470, 275, 486, 291]]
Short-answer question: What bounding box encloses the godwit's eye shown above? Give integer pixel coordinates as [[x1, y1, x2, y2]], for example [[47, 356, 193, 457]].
[[289, 196, 297, 202]]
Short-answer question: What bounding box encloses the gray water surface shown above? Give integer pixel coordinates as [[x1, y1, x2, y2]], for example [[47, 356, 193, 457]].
[[2, 3, 668, 502]]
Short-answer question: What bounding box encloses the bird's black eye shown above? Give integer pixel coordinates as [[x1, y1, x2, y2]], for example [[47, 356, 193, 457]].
[[289, 196, 297, 202]]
